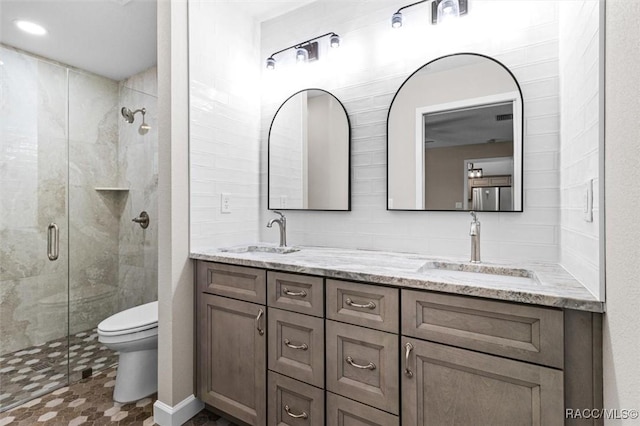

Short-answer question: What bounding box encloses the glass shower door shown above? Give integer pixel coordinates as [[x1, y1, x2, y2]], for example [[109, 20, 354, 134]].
[[0, 46, 70, 411]]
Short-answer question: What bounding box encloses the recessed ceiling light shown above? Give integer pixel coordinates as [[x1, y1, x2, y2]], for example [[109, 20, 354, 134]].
[[14, 20, 48, 36]]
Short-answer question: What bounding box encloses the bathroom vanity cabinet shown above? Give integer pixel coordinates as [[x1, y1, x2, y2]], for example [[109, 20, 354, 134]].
[[195, 259, 603, 426]]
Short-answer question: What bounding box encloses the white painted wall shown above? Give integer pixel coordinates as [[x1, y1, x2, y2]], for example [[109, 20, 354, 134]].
[[260, 0, 563, 261], [156, 0, 199, 420], [603, 0, 640, 421], [189, 1, 261, 251], [559, 0, 602, 299]]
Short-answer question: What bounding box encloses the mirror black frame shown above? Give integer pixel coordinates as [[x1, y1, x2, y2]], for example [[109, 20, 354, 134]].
[[386, 52, 524, 212], [268, 88, 352, 211]]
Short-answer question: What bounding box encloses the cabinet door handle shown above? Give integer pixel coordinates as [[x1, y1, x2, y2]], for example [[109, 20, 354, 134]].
[[284, 339, 308, 351], [284, 405, 308, 419], [282, 287, 307, 298], [47, 223, 59, 261], [345, 298, 376, 309], [404, 342, 414, 377], [346, 356, 376, 370], [255, 309, 264, 336]]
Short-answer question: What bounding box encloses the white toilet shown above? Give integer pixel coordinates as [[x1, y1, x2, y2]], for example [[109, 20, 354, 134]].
[[97, 301, 158, 403]]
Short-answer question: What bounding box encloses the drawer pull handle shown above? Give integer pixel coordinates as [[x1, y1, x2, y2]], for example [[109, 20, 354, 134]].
[[283, 287, 307, 297], [346, 356, 376, 370], [404, 342, 414, 378], [284, 339, 308, 351], [255, 309, 264, 336], [284, 405, 308, 419], [345, 298, 376, 310]]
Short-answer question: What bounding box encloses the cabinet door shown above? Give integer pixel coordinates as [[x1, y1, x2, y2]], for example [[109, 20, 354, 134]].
[[401, 337, 563, 426], [198, 294, 266, 426]]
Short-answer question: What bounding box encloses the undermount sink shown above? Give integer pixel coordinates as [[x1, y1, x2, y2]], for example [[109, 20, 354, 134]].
[[417, 261, 539, 285], [219, 245, 300, 254]]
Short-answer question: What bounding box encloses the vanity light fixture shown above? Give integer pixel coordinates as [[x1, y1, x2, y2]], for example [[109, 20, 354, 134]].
[[265, 32, 340, 70], [467, 163, 483, 179], [391, 0, 467, 28]]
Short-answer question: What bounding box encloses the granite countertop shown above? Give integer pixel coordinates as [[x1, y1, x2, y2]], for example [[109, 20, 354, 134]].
[[190, 245, 605, 313]]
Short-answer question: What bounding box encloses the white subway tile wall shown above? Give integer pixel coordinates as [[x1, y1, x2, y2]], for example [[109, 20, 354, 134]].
[[259, 1, 564, 263], [559, 0, 601, 298], [188, 0, 602, 300], [189, 2, 262, 250]]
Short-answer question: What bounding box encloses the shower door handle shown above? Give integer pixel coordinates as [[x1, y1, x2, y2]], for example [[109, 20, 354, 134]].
[[47, 223, 59, 261]]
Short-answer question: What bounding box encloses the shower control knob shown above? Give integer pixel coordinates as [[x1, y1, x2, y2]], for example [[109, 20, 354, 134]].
[[132, 211, 150, 229]]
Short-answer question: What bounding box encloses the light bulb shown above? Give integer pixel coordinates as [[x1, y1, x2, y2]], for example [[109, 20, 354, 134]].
[[330, 34, 341, 48], [266, 57, 276, 70], [391, 12, 403, 28], [296, 47, 308, 63], [436, 0, 460, 24]]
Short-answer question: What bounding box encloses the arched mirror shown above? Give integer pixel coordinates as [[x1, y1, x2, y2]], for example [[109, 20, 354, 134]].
[[268, 89, 350, 211], [387, 53, 523, 212]]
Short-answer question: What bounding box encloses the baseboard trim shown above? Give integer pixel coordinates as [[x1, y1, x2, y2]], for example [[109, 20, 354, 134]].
[[153, 394, 204, 426]]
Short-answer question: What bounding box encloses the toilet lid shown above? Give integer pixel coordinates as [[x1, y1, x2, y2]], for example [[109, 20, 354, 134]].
[[98, 301, 158, 335]]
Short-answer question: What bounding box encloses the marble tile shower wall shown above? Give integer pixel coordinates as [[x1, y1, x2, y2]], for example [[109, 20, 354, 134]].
[[0, 47, 158, 354], [0, 47, 70, 353], [189, 2, 262, 250], [67, 70, 120, 335], [259, 1, 564, 262], [117, 67, 159, 312], [559, 1, 601, 298]]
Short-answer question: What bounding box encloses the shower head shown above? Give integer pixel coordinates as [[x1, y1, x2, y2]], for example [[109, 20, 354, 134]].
[[121, 107, 136, 123], [121, 106, 150, 134], [139, 121, 150, 135]]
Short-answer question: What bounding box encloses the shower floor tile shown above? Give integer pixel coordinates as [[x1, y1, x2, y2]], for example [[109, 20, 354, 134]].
[[0, 329, 118, 411], [0, 366, 232, 425]]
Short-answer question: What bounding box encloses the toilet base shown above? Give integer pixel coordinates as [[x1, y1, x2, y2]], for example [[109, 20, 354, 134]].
[[113, 348, 158, 403]]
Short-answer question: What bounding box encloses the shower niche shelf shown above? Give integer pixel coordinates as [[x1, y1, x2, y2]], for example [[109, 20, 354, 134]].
[[94, 187, 130, 191]]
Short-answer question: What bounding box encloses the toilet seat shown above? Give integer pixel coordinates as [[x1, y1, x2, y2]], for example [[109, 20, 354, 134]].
[[98, 301, 158, 337]]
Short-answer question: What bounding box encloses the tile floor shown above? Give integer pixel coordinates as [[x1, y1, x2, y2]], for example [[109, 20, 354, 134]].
[[0, 366, 229, 425], [0, 329, 119, 411]]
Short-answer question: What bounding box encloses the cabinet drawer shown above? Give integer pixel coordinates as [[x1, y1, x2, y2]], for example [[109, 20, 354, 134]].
[[326, 279, 399, 333], [326, 321, 399, 414], [268, 308, 324, 388], [326, 392, 399, 426], [268, 372, 324, 426], [402, 290, 564, 368], [197, 261, 266, 304], [268, 271, 324, 317]]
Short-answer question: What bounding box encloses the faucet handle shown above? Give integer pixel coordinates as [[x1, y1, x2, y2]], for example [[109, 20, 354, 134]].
[[272, 210, 286, 219], [470, 211, 478, 222]]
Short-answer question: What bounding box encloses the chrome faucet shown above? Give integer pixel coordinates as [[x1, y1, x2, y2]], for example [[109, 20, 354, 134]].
[[469, 211, 481, 263], [267, 211, 287, 247]]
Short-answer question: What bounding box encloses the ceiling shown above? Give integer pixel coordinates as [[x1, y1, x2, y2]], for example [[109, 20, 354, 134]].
[[0, 0, 315, 81], [424, 102, 515, 149]]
